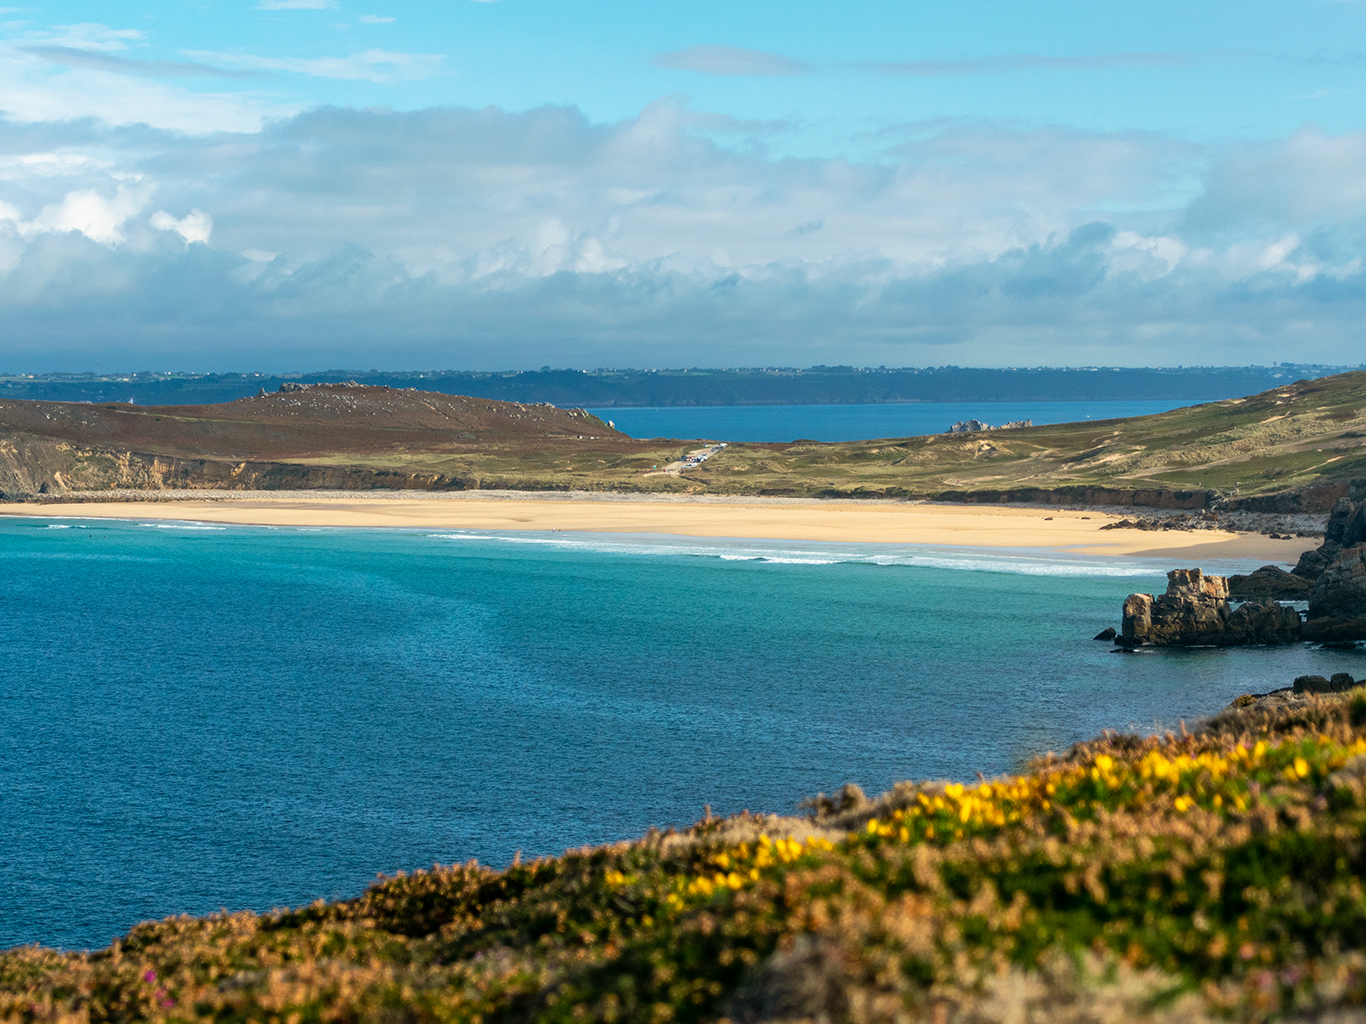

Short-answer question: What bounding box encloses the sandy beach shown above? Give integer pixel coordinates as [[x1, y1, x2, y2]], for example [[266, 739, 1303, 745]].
[[0, 490, 1308, 562]]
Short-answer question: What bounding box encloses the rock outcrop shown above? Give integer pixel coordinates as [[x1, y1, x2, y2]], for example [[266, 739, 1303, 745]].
[[1292, 497, 1366, 581], [1293, 672, 1360, 694], [1304, 545, 1366, 641], [1285, 496, 1366, 641], [1120, 568, 1301, 646], [1228, 564, 1314, 600], [945, 419, 1032, 434]]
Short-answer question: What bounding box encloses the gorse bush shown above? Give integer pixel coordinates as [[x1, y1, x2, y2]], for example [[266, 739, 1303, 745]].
[[7, 688, 1366, 1023]]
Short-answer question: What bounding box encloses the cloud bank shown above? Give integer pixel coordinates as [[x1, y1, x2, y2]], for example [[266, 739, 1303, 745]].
[[0, 100, 1364, 371]]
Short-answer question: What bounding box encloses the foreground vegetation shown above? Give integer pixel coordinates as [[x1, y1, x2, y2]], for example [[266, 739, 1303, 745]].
[[8, 687, 1366, 1022]]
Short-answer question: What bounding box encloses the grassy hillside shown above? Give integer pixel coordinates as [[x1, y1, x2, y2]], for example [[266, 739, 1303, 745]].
[[656, 369, 1366, 504], [2, 371, 1365, 504], [281, 370, 1366, 504], [6, 685, 1366, 1022]]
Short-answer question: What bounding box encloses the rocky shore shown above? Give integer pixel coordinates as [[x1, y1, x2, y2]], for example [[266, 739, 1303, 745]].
[[1112, 496, 1366, 647], [1098, 507, 1326, 537]]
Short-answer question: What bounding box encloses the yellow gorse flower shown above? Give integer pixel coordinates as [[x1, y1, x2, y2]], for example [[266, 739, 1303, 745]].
[[663, 734, 1366, 915]]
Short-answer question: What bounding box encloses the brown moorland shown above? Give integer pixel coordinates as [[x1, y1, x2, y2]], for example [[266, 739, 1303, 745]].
[[0, 384, 626, 459], [2, 371, 1365, 506]]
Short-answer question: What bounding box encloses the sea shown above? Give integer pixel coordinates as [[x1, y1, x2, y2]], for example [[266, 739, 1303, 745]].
[[587, 399, 1205, 442], [3, 515, 1364, 951]]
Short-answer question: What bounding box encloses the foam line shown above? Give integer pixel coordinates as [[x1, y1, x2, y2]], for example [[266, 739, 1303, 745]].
[[423, 529, 1175, 578]]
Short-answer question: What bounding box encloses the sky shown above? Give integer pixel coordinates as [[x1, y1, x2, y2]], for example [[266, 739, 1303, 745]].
[[3, 2, 1366, 371]]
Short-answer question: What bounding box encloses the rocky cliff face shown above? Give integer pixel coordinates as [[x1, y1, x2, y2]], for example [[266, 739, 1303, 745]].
[[1120, 568, 1301, 646], [1305, 546, 1366, 641], [1289, 497, 1366, 641], [1293, 497, 1366, 580], [0, 439, 476, 498]]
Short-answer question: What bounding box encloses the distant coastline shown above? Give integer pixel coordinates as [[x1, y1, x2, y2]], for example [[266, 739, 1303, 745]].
[[4, 363, 1357, 408]]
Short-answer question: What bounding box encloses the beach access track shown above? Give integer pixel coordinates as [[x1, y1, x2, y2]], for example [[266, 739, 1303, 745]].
[[648, 443, 729, 477]]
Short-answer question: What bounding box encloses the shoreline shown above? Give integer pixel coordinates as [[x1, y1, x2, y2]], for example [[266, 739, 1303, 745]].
[[0, 489, 1308, 562]]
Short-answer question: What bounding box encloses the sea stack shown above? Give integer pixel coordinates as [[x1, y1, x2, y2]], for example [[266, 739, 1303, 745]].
[[1120, 568, 1301, 647]]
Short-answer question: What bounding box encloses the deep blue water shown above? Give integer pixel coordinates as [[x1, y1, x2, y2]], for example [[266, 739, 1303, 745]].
[[588, 400, 1210, 442], [2, 518, 1363, 951]]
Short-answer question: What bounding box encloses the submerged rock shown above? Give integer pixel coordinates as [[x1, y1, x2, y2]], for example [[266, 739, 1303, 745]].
[[1120, 568, 1301, 646]]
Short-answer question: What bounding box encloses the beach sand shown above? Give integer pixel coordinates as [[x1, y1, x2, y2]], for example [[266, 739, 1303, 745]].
[[0, 490, 1308, 562]]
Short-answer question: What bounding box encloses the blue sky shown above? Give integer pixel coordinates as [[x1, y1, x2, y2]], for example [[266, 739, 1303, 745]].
[[2, 1, 1366, 371]]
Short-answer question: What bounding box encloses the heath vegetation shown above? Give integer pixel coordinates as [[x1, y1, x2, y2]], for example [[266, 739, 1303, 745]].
[[7, 685, 1366, 1022]]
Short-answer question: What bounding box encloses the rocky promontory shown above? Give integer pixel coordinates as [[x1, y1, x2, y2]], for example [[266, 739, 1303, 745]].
[[1116, 496, 1366, 646], [1119, 568, 1301, 646]]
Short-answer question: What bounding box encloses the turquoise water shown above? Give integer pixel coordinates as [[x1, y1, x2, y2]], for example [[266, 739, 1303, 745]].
[[2, 518, 1363, 951], [589, 400, 1209, 442]]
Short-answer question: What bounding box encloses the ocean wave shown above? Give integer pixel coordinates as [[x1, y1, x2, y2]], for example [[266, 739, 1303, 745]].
[[137, 522, 227, 531], [423, 530, 1173, 578]]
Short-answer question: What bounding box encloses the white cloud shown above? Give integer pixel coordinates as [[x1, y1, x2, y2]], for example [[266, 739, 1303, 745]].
[[1187, 126, 1366, 232], [1, 102, 1366, 368], [18, 187, 145, 244], [150, 208, 212, 244], [0, 152, 111, 177], [21, 45, 267, 79], [359, 15, 395, 24], [0, 29, 300, 131], [184, 47, 443, 82], [34, 23, 143, 51]]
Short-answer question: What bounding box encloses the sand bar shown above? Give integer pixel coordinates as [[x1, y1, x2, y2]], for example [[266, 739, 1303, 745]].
[[0, 490, 1309, 562]]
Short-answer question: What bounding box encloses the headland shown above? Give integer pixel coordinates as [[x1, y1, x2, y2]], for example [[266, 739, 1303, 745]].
[[1, 370, 1364, 509]]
